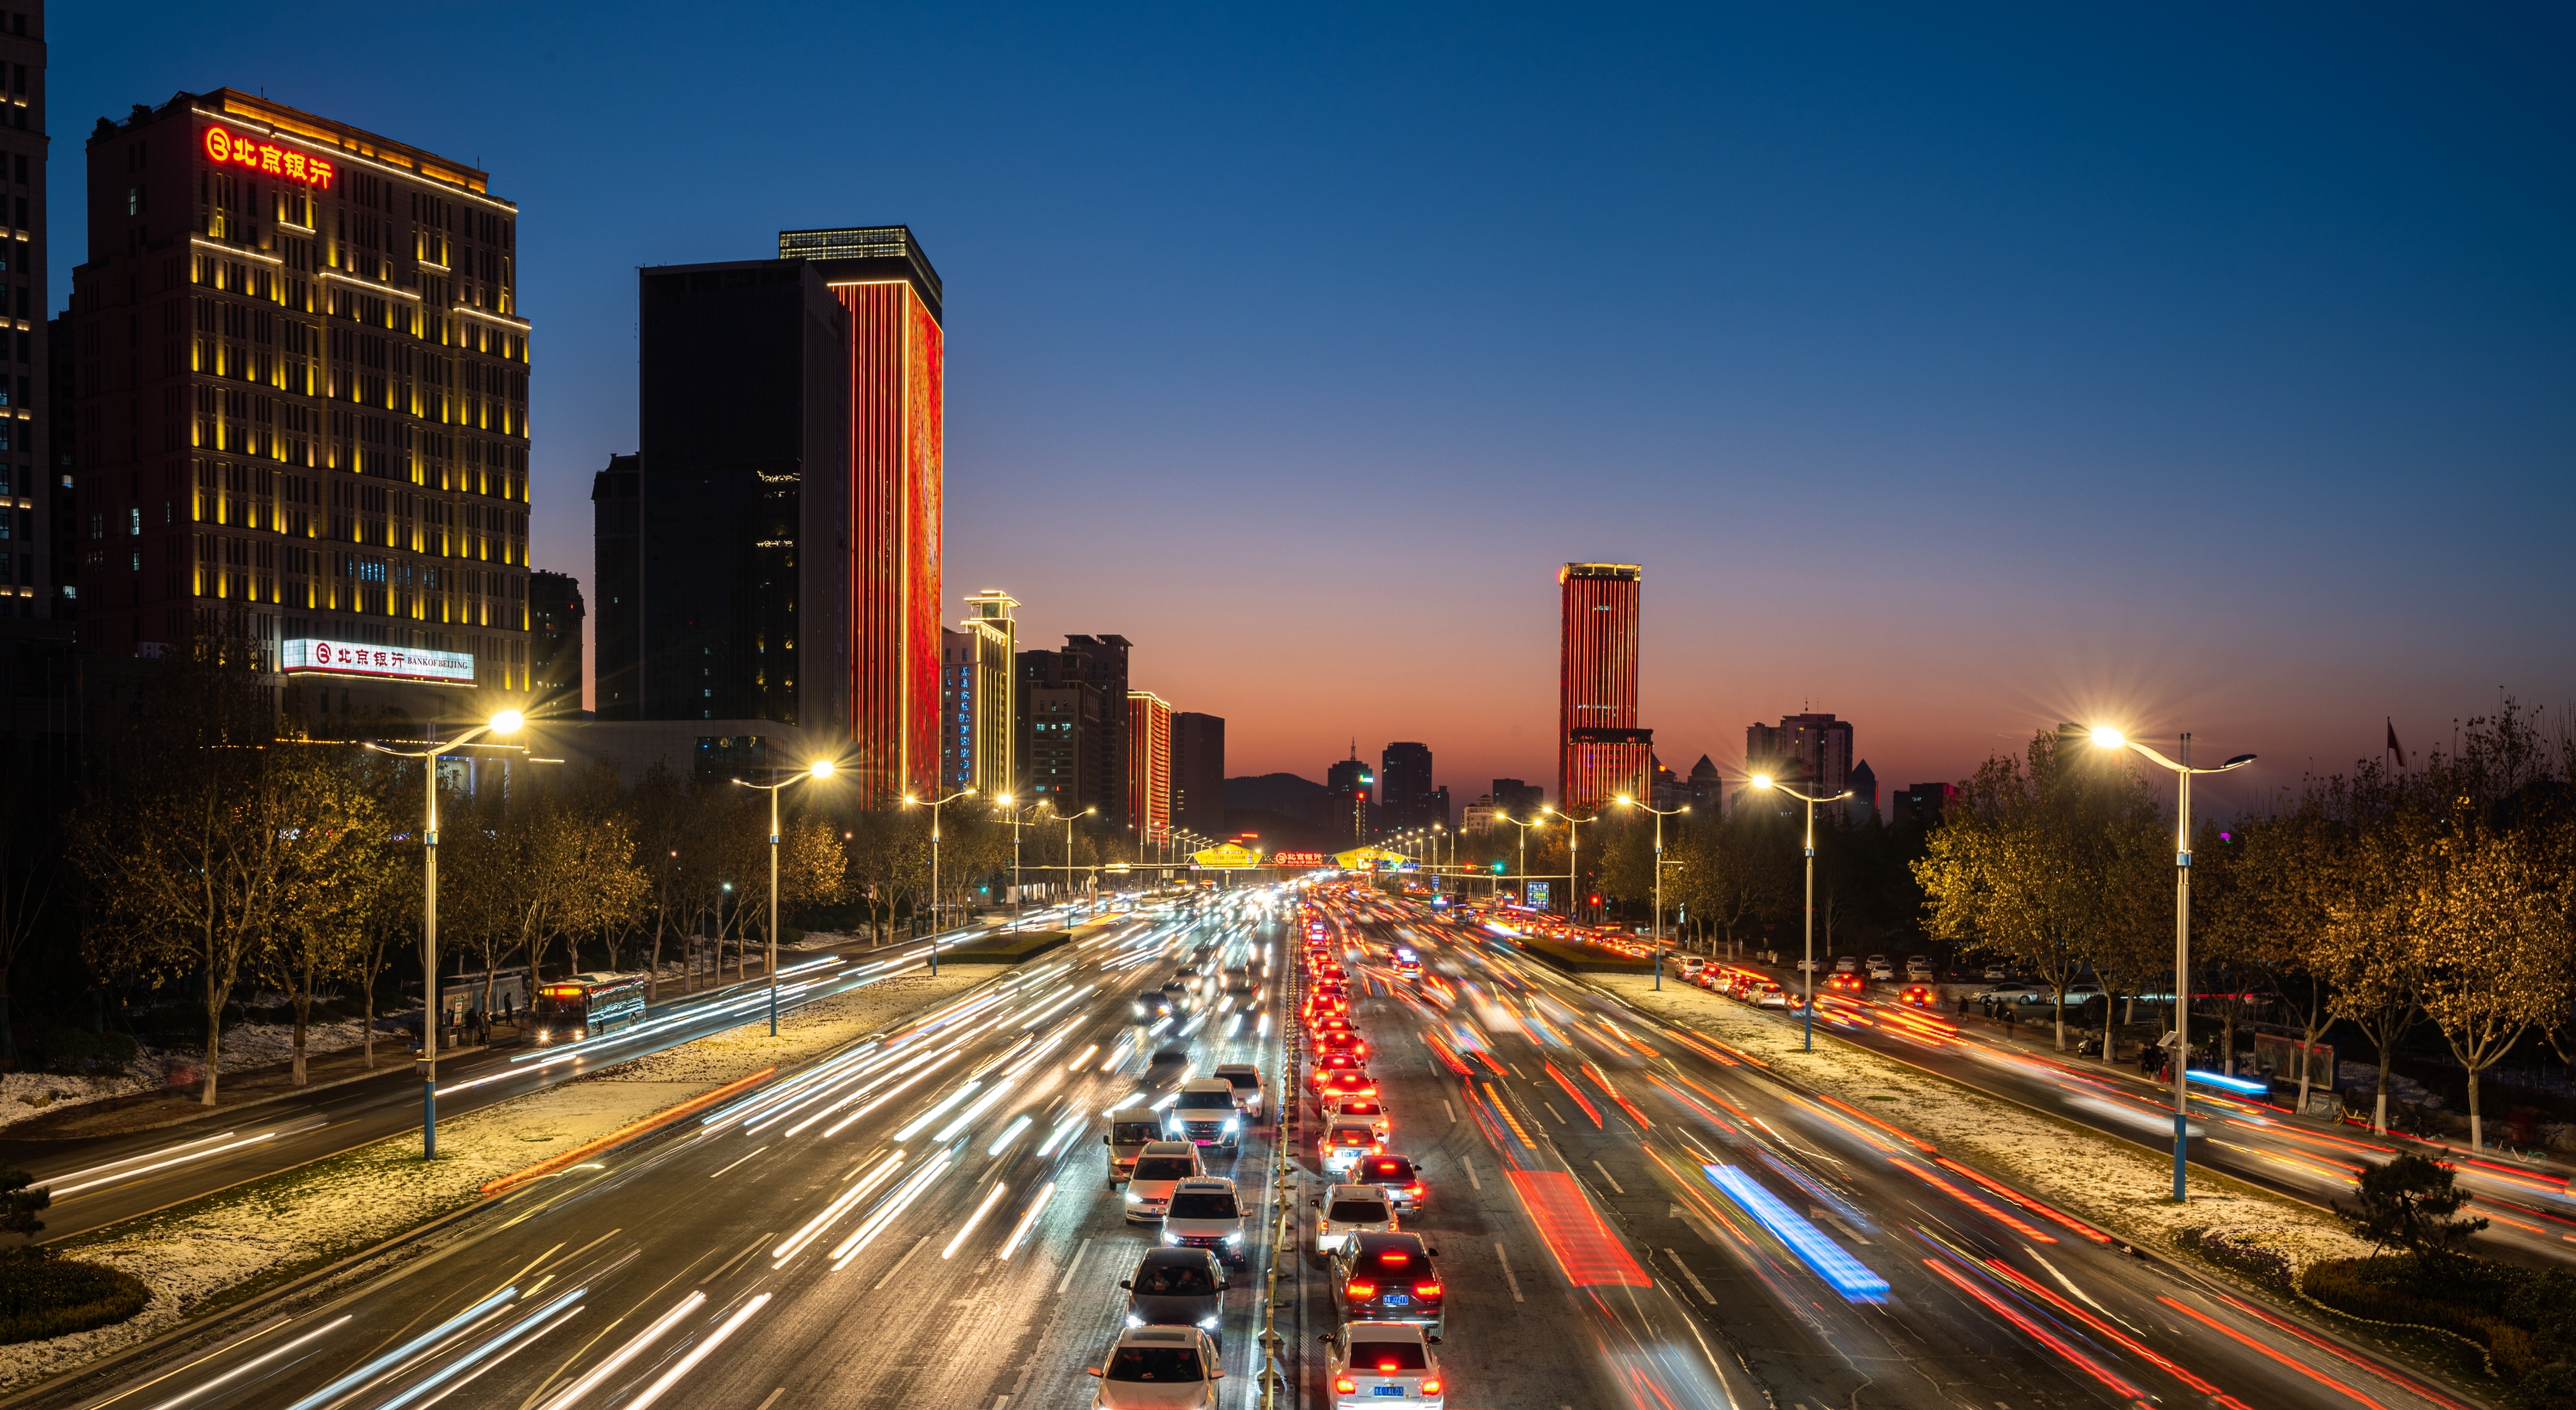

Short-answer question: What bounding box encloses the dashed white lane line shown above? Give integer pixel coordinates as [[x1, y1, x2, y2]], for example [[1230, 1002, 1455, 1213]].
[[1496, 1243, 1525, 1302], [1463, 1156, 1481, 1190], [1663, 1248, 1716, 1304], [1591, 1160, 1625, 1195], [1054, 1235, 1095, 1294]]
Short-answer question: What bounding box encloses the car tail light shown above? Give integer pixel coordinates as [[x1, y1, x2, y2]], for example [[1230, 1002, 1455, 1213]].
[[1335, 1379, 1356, 1394], [1376, 1359, 1401, 1372], [1422, 1379, 1443, 1395], [1345, 1281, 1376, 1298], [1414, 1280, 1443, 1298], [1380, 1252, 1408, 1266], [1408, 1183, 1425, 1197]]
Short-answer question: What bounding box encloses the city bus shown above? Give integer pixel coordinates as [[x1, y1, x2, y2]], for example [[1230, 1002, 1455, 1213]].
[[527, 972, 648, 1044]]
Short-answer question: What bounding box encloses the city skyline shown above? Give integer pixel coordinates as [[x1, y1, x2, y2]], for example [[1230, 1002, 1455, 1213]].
[[41, 3, 2576, 805]]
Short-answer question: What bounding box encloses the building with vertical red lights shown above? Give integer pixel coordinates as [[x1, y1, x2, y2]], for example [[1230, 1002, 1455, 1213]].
[[70, 88, 533, 709], [1127, 689, 1173, 847], [1558, 562, 1649, 816], [781, 227, 944, 805]]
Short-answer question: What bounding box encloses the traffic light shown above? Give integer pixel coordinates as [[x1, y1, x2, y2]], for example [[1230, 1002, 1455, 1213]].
[[1491, 860, 1506, 874]]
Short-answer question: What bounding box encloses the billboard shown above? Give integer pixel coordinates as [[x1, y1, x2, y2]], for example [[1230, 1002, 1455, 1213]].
[[283, 638, 475, 684], [1525, 882, 1552, 909], [1192, 842, 1262, 869]]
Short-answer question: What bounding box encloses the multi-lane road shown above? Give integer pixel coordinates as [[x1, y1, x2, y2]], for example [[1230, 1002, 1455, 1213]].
[[21, 885, 2494, 1410]]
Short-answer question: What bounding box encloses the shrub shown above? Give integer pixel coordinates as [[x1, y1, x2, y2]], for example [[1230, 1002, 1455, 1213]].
[[0, 1250, 149, 1345], [98, 1032, 139, 1066], [2305, 1253, 2576, 1390], [37, 1030, 100, 1070]]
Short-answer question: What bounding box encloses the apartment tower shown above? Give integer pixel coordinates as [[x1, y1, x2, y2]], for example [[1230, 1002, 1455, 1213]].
[[1558, 562, 1649, 816], [70, 90, 533, 701]]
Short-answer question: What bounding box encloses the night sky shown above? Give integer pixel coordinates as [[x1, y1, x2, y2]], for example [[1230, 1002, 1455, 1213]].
[[53, 3, 2575, 811]]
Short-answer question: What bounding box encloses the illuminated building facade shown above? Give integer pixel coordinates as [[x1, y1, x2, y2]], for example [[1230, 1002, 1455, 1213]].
[[780, 227, 943, 805], [1127, 689, 1173, 846], [1327, 750, 1373, 844], [1, 6, 45, 619], [939, 588, 1016, 794], [1558, 562, 1649, 816], [69, 89, 532, 701]]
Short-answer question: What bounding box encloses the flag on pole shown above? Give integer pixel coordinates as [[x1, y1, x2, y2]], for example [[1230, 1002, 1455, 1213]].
[[2386, 719, 2409, 769]]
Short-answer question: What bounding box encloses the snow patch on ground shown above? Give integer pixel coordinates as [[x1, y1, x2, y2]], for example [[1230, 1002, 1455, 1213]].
[[0, 967, 992, 1393], [1594, 975, 2379, 1279]]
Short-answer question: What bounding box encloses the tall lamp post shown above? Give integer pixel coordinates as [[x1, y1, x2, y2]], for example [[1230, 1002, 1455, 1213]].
[[1747, 775, 1850, 1052], [1058, 805, 1097, 921], [994, 796, 1049, 932], [1539, 805, 1600, 923], [1496, 812, 1541, 906], [1617, 795, 1688, 989], [736, 757, 835, 1036], [363, 708, 525, 1160], [903, 787, 975, 973], [2090, 727, 2254, 1203]]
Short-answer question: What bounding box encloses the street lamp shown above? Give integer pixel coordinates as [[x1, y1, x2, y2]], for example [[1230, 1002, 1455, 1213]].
[[1617, 794, 1688, 990], [363, 708, 525, 1160], [1747, 774, 1850, 1052], [1538, 805, 1600, 922], [1496, 812, 1542, 905], [735, 757, 835, 1036], [994, 795, 1051, 933], [2090, 727, 2256, 1202], [1058, 805, 1098, 921], [902, 787, 975, 974]]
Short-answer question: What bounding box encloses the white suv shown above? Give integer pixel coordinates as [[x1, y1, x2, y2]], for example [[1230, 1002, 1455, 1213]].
[[1088, 1326, 1224, 1409], [1315, 1183, 1397, 1255], [1162, 1176, 1247, 1265], [1124, 1142, 1203, 1224]]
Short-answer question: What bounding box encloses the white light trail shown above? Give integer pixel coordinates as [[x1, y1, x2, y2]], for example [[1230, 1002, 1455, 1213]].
[[817, 1048, 969, 1139], [620, 1293, 771, 1410], [829, 1152, 954, 1267], [378, 1289, 586, 1410], [941, 1180, 1011, 1259], [892, 1080, 982, 1142], [49, 1125, 312, 1197], [772, 1152, 907, 1264], [1103, 1092, 1145, 1115], [999, 1181, 1057, 1260], [986, 1115, 1034, 1157], [1035, 1113, 1086, 1158], [144, 1316, 354, 1410], [1065, 1043, 1099, 1071], [933, 1079, 1015, 1142], [534, 1293, 704, 1410]]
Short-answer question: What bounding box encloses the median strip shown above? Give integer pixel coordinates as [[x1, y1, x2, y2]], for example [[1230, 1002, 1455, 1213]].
[[480, 1067, 778, 1197]]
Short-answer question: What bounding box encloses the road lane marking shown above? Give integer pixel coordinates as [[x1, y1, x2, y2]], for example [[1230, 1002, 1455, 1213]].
[[1463, 1157, 1481, 1190], [756, 1392, 785, 1410], [1443, 1097, 1457, 1124], [1495, 1243, 1525, 1302], [873, 1233, 933, 1291], [1540, 1100, 1566, 1124], [1591, 1161, 1625, 1195], [1054, 1235, 1096, 1293], [709, 1146, 770, 1180], [1662, 1249, 1716, 1304]]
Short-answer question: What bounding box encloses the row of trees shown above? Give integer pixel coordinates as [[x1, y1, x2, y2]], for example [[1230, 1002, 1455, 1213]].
[[1914, 708, 2576, 1148], [44, 638, 1131, 1104]]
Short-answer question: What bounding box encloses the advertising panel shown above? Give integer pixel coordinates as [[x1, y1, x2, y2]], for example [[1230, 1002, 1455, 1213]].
[[1525, 882, 1552, 909], [283, 638, 475, 684]]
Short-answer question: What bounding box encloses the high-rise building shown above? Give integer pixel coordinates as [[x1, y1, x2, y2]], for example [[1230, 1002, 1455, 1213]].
[[624, 226, 943, 802], [1060, 634, 1131, 827], [588, 453, 638, 719], [1, 8, 46, 620], [1897, 781, 1957, 829], [943, 589, 1016, 795], [528, 569, 583, 715], [1326, 749, 1373, 844], [1558, 563, 1649, 816], [1846, 759, 1879, 824], [634, 258, 848, 734], [1746, 712, 1854, 799], [1018, 647, 1103, 815], [781, 227, 944, 805], [1462, 795, 1500, 832], [1127, 690, 1173, 846], [1171, 711, 1225, 838], [71, 89, 533, 701], [1491, 778, 1545, 820], [1376, 741, 1434, 836]]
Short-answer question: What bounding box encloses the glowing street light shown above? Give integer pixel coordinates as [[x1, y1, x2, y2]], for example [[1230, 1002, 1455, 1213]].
[[1538, 805, 1601, 921], [736, 757, 838, 1035], [363, 708, 526, 1158], [2091, 726, 2255, 1202], [902, 787, 975, 974], [1747, 774, 1850, 1051], [1617, 794, 1688, 989]]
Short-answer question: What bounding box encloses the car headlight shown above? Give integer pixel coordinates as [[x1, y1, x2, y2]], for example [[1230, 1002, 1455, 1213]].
[[1197, 1316, 1220, 1328], [1163, 1230, 1182, 1243], [1224, 1231, 1243, 1243], [1127, 1314, 1145, 1328], [1125, 1192, 1143, 1204], [1224, 1117, 1238, 1130]]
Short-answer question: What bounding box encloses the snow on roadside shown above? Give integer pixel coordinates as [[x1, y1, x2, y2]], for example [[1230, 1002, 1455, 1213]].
[[0, 966, 993, 1391], [1589, 974, 2378, 1279]]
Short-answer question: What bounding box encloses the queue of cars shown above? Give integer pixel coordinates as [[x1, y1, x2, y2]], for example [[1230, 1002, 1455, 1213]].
[[1089, 893, 1449, 1409]]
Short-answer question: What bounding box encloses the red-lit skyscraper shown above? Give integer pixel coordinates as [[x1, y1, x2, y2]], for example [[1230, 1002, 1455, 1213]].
[[1558, 562, 1649, 816], [781, 228, 944, 803]]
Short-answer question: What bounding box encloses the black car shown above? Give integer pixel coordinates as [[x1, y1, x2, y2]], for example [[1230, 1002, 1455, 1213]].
[[1332, 1231, 1444, 1335], [1121, 1247, 1230, 1347]]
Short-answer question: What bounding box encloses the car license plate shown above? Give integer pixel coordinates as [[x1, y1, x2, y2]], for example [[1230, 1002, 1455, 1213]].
[[1371, 1386, 1403, 1397], [1382, 1293, 1410, 1307]]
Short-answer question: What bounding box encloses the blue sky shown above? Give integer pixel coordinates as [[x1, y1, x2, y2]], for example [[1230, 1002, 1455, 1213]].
[[53, 3, 2576, 807]]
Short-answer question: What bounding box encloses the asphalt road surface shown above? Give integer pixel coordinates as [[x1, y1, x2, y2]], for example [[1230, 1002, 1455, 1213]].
[[2, 925, 1038, 1245], [25, 885, 2494, 1410]]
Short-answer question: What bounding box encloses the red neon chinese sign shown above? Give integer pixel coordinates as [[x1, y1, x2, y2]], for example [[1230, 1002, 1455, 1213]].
[[202, 125, 336, 190]]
